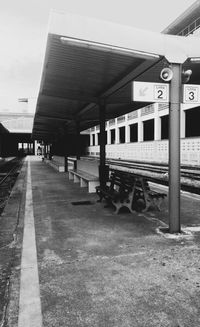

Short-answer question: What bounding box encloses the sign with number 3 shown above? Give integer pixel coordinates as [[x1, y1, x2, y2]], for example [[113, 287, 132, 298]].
[[183, 85, 200, 103]]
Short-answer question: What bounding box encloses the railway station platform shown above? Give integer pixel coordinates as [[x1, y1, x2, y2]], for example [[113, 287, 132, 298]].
[[1, 156, 200, 327]]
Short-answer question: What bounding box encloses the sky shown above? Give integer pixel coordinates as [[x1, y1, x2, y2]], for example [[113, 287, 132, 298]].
[[0, 0, 197, 112]]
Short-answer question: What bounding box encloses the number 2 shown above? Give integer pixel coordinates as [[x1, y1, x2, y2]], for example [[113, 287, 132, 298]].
[[157, 90, 163, 99]]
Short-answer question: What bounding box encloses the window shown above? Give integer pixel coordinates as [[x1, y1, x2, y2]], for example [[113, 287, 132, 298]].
[[119, 126, 125, 143], [186, 107, 200, 137], [143, 119, 154, 141], [92, 134, 95, 145], [111, 129, 115, 144], [161, 115, 169, 139], [130, 123, 138, 142]]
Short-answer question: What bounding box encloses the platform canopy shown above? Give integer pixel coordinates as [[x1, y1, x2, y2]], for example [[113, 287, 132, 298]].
[[2, 117, 33, 133], [32, 11, 200, 140]]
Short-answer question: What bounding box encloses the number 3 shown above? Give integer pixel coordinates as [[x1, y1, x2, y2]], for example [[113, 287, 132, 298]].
[[189, 91, 194, 101]]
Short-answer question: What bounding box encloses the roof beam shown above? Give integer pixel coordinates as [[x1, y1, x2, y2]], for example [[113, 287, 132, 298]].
[[100, 59, 163, 98], [35, 113, 73, 122], [76, 58, 163, 118]]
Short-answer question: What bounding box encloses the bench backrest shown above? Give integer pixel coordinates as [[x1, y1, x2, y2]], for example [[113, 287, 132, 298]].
[[109, 170, 135, 193], [110, 170, 150, 193], [77, 159, 99, 177]]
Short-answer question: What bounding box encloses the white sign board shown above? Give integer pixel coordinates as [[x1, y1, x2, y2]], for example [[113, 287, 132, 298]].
[[133, 82, 169, 103], [183, 84, 200, 104]]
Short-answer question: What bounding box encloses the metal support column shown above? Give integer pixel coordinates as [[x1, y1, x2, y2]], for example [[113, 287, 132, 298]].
[[99, 100, 109, 189], [64, 128, 68, 172], [76, 121, 81, 160], [169, 63, 182, 233], [43, 143, 46, 158], [75, 121, 81, 169]]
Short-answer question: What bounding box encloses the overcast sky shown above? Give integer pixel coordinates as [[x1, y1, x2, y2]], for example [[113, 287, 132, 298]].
[[0, 0, 197, 112]]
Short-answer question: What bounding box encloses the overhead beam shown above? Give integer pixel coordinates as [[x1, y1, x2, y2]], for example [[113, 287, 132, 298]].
[[76, 58, 163, 118], [100, 58, 163, 98], [35, 114, 73, 122]]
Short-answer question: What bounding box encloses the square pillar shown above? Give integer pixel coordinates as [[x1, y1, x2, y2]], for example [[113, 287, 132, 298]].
[[169, 63, 182, 233], [99, 100, 109, 188], [76, 121, 81, 160], [116, 127, 120, 144], [125, 125, 130, 143], [138, 113, 143, 142]]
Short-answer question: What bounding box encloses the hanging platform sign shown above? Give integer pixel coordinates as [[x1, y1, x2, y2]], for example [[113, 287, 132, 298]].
[[132, 81, 169, 103], [183, 84, 200, 104]]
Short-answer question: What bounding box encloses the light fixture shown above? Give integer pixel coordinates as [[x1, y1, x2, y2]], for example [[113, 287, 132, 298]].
[[60, 37, 160, 60], [182, 69, 192, 83], [190, 57, 200, 62], [160, 67, 173, 81]]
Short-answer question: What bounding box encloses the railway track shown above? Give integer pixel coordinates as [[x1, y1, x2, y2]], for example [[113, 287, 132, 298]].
[[0, 157, 24, 215], [106, 159, 200, 180]]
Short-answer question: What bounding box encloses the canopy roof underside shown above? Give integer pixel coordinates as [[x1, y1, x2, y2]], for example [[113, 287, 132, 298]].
[[32, 11, 200, 140]]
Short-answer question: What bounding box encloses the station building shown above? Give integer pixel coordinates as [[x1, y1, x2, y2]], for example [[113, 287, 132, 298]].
[[86, 1, 200, 166]]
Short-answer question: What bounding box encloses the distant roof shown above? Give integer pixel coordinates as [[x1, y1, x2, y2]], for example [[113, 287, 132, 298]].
[[0, 123, 8, 134], [162, 0, 200, 35], [2, 117, 33, 133]]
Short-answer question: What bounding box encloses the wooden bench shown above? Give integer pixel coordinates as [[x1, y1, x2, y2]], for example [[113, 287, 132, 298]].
[[69, 169, 99, 193], [96, 170, 167, 213], [44, 156, 65, 172], [133, 178, 167, 212], [68, 158, 99, 193], [96, 170, 136, 213]]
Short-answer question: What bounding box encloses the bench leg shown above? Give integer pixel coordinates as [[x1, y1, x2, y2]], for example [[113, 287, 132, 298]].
[[88, 181, 99, 193], [142, 196, 164, 212], [74, 175, 80, 183], [69, 171, 74, 180], [80, 178, 87, 188], [124, 201, 136, 214], [112, 202, 121, 214], [141, 194, 151, 212], [152, 197, 165, 211], [97, 196, 103, 202]]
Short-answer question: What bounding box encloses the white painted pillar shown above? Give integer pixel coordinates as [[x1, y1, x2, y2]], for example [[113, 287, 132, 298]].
[[154, 103, 161, 140], [90, 133, 93, 146], [138, 110, 143, 142], [95, 133, 98, 146], [34, 141, 37, 155], [125, 125, 130, 143], [107, 128, 111, 144], [116, 127, 120, 144]]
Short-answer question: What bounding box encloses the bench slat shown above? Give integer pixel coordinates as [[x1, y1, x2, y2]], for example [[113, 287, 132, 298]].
[[71, 169, 98, 181]]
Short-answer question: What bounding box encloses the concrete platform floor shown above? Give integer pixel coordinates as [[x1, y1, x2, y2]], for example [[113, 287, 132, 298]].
[[1, 156, 200, 327]]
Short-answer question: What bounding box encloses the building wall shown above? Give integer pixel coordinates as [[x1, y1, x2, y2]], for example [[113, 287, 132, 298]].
[[87, 137, 200, 166]]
